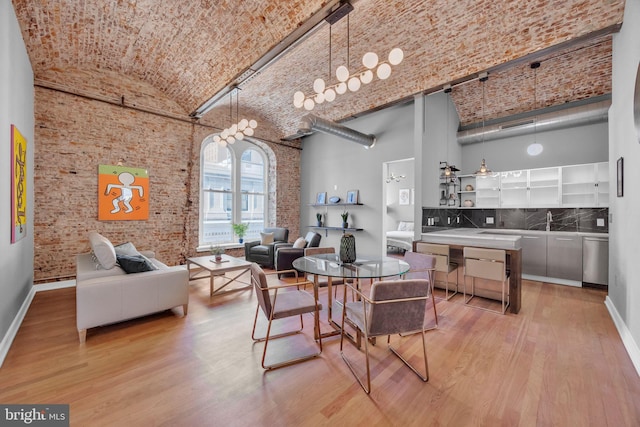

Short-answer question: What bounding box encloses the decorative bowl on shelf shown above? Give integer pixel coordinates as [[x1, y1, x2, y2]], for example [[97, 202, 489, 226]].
[[463, 199, 474, 207], [329, 196, 341, 204], [465, 184, 474, 191]]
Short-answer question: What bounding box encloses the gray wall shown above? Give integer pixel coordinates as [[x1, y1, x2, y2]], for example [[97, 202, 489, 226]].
[[0, 2, 35, 358], [385, 159, 414, 231], [609, 0, 640, 370], [300, 101, 414, 256], [460, 121, 609, 173], [423, 93, 461, 207]]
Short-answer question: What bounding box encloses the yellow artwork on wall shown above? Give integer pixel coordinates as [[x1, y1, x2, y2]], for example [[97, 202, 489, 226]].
[[98, 165, 149, 221], [11, 125, 27, 243]]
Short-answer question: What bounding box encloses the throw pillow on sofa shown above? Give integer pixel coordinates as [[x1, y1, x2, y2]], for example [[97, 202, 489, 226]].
[[260, 232, 274, 245], [292, 237, 307, 248], [114, 241, 157, 266], [114, 242, 140, 257], [116, 254, 157, 274], [88, 231, 117, 270]]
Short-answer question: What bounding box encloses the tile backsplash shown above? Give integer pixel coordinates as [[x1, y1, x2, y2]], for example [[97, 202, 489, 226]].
[[422, 207, 608, 233]]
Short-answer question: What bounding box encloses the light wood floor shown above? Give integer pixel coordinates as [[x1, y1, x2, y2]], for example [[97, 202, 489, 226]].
[[1, 275, 639, 426]]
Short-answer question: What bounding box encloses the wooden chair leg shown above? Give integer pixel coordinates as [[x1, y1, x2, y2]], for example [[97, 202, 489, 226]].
[[78, 329, 86, 344]]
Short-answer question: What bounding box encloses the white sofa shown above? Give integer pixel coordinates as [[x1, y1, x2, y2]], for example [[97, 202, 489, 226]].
[[75, 231, 189, 343], [386, 221, 415, 252]]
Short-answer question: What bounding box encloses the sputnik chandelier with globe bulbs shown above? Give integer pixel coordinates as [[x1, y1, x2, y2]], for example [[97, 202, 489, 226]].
[[293, 12, 404, 111], [212, 88, 258, 147]]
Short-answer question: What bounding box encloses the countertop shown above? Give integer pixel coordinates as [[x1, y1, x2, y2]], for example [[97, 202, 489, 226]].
[[423, 227, 608, 238], [420, 228, 608, 250], [420, 228, 523, 250]]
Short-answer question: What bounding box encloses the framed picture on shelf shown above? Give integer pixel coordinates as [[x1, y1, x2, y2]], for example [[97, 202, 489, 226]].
[[316, 192, 327, 204], [346, 189, 359, 204], [399, 188, 410, 205]]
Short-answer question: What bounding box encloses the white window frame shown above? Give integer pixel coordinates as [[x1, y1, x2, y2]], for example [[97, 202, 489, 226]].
[[199, 137, 268, 250]]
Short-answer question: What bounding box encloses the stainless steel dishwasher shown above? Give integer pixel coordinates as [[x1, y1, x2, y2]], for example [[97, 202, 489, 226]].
[[582, 236, 609, 286]]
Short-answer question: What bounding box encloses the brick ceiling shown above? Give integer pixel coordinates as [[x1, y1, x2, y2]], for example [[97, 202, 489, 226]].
[[11, 0, 625, 142]]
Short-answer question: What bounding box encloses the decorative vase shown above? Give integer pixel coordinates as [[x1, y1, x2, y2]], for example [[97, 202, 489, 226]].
[[215, 254, 222, 262], [239, 238, 244, 244], [342, 222, 348, 228], [340, 233, 356, 264], [317, 221, 323, 227]]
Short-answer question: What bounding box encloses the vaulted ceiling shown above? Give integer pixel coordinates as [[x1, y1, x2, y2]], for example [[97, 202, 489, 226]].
[[11, 0, 625, 143]]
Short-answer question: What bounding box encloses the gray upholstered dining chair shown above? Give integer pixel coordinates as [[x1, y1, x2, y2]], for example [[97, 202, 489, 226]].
[[415, 242, 459, 300], [339, 278, 431, 394], [402, 251, 438, 330], [463, 247, 510, 314], [250, 263, 323, 370]]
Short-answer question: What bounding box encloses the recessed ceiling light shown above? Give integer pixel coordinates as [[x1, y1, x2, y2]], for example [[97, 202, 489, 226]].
[[527, 143, 543, 156]]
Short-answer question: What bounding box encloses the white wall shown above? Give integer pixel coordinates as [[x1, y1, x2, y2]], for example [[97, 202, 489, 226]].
[[385, 159, 414, 230], [0, 2, 35, 363], [608, 0, 640, 373], [300, 101, 414, 256], [460, 121, 609, 174], [423, 93, 461, 206]]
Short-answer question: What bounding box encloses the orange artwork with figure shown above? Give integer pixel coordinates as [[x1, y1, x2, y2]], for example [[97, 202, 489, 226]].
[[98, 165, 149, 221]]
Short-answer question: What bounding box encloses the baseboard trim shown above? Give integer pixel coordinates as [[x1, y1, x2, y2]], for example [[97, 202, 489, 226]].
[[605, 296, 640, 377], [0, 286, 36, 368], [35, 279, 76, 292], [0, 280, 76, 368], [522, 274, 582, 287]]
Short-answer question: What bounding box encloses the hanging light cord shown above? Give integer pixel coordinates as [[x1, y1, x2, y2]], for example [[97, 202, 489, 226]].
[[481, 77, 486, 149], [532, 62, 540, 145], [347, 14, 350, 69], [329, 24, 332, 82]]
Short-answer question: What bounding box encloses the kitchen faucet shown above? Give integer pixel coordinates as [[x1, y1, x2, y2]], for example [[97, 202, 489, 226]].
[[546, 210, 553, 231]]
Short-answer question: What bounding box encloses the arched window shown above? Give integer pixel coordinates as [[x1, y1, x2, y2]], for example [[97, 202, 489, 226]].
[[240, 148, 266, 241], [200, 138, 268, 247]]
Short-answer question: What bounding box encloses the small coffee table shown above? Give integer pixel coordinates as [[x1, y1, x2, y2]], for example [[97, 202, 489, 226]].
[[186, 254, 252, 296]]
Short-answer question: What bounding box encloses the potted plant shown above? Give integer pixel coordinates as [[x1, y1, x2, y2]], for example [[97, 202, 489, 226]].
[[341, 211, 349, 228], [232, 223, 249, 243], [316, 212, 323, 227], [210, 245, 224, 262]]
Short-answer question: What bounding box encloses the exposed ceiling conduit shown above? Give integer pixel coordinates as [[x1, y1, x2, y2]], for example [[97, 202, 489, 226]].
[[299, 114, 377, 148], [457, 97, 611, 145]]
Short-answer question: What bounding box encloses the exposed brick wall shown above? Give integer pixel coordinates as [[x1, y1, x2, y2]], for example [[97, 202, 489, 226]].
[[33, 71, 302, 283], [201, 0, 624, 136], [14, 0, 625, 140], [12, 0, 331, 114], [452, 38, 612, 126]]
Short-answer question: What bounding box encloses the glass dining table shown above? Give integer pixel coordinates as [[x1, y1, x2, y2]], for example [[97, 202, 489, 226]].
[[292, 253, 410, 339]]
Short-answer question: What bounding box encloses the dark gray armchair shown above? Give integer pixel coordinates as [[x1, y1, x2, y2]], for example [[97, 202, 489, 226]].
[[274, 232, 322, 277], [244, 227, 289, 268]]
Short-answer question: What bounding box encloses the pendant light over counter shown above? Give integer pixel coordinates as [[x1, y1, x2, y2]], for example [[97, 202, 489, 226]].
[[527, 61, 544, 156], [474, 72, 492, 177]]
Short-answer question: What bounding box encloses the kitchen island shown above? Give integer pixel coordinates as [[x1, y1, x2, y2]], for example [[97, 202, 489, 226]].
[[417, 229, 522, 313]]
